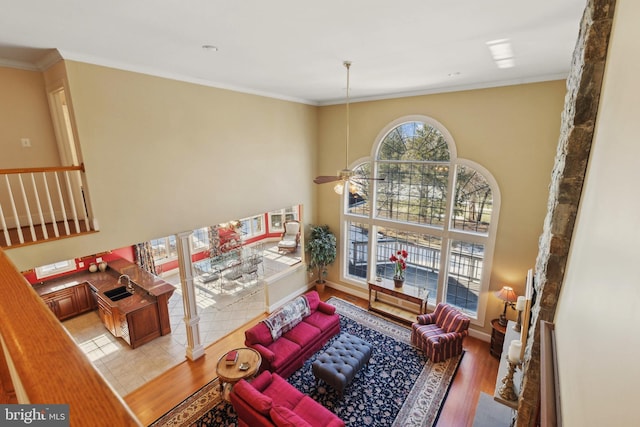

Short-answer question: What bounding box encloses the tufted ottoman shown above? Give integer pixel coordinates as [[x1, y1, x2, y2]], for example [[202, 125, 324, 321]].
[[311, 332, 372, 395]]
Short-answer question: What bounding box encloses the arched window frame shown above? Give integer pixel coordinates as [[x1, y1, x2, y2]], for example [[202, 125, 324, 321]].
[[339, 115, 501, 325]]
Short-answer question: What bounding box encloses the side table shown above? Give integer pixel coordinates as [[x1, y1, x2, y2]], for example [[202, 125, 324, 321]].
[[490, 318, 506, 359], [216, 347, 262, 401]]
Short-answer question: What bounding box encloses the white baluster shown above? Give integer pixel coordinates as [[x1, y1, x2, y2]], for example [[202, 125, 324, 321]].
[[42, 172, 60, 238], [17, 174, 37, 242], [63, 171, 80, 233], [5, 175, 24, 244], [30, 173, 48, 240], [54, 172, 70, 235]]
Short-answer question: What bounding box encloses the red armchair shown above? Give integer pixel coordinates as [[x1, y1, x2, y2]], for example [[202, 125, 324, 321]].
[[410, 303, 470, 363]]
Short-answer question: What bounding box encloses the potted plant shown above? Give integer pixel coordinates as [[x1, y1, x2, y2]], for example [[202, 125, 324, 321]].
[[390, 248, 408, 287], [305, 225, 337, 292]]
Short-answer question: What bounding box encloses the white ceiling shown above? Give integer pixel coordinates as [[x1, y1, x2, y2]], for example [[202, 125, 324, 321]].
[[0, 0, 586, 105]]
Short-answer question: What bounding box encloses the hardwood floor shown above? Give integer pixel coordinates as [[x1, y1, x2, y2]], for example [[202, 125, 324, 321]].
[[125, 287, 500, 426]]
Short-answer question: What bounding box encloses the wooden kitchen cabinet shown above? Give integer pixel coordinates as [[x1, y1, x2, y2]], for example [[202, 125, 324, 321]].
[[117, 311, 130, 346], [74, 282, 96, 313], [94, 291, 163, 349], [97, 297, 116, 336], [42, 284, 95, 321], [127, 304, 161, 349]]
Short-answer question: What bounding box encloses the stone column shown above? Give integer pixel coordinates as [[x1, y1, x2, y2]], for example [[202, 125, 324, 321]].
[[176, 231, 205, 361], [516, 0, 616, 425]]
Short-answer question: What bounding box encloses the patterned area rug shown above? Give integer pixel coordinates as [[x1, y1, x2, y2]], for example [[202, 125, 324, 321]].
[[150, 297, 463, 427]]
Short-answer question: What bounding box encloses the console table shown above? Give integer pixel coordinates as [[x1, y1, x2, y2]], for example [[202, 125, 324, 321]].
[[368, 279, 429, 324]]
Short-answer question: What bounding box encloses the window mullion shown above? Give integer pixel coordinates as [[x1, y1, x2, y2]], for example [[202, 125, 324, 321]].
[[437, 237, 451, 306], [344, 117, 497, 322]]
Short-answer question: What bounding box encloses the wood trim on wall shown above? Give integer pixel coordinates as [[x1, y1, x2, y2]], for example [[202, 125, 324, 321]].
[[540, 321, 561, 427]]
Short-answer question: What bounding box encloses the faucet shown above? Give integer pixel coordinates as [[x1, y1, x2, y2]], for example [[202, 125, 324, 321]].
[[118, 274, 134, 293]]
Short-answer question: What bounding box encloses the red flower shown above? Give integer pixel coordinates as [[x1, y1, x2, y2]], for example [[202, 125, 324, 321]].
[[390, 248, 408, 279]]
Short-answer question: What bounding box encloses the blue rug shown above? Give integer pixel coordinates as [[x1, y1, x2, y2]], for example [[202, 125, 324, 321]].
[[151, 297, 463, 427]]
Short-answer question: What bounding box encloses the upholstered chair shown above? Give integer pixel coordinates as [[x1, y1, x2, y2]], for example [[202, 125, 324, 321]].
[[277, 220, 300, 253], [410, 303, 470, 363]]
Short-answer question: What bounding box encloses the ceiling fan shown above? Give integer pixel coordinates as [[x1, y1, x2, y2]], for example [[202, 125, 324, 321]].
[[313, 61, 384, 193]]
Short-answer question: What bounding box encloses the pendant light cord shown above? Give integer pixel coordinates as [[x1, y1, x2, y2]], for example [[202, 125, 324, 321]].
[[344, 61, 351, 170]]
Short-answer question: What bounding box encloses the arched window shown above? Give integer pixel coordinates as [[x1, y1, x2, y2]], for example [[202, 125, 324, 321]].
[[342, 116, 500, 321]]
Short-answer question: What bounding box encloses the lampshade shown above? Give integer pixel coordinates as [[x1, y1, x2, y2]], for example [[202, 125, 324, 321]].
[[494, 286, 517, 303], [334, 180, 357, 195]]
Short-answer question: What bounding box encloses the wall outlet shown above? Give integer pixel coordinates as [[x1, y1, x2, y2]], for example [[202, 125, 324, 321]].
[[20, 138, 31, 148]]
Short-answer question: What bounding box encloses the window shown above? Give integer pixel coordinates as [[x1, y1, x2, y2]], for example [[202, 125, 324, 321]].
[[150, 236, 177, 263], [239, 215, 265, 239], [191, 228, 209, 252], [268, 206, 299, 232], [342, 116, 499, 320], [35, 259, 77, 279]]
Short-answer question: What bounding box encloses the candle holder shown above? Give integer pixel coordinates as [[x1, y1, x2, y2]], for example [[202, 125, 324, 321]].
[[514, 309, 522, 332], [498, 357, 521, 401], [513, 296, 525, 332]]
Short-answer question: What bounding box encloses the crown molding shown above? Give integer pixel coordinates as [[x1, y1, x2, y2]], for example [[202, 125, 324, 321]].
[[317, 73, 569, 106], [35, 49, 63, 71], [0, 58, 39, 71]]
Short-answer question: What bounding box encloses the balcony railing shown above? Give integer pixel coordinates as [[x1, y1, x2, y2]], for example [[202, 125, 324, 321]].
[[0, 249, 140, 425], [0, 165, 97, 248]]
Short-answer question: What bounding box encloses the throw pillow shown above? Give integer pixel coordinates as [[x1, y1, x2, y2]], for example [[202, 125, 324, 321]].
[[233, 380, 273, 415], [270, 405, 312, 427]]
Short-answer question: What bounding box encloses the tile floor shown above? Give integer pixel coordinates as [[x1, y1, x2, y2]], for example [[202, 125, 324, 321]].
[[62, 243, 301, 397]]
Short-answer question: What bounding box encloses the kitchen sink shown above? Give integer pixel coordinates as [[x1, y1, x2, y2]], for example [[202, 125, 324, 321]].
[[104, 286, 133, 302]]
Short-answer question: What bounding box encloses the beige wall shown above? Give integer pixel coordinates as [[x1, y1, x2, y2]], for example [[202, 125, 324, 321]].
[[3, 61, 566, 337], [6, 61, 317, 271], [0, 67, 59, 168], [556, 1, 639, 425], [316, 81, 566, 332]]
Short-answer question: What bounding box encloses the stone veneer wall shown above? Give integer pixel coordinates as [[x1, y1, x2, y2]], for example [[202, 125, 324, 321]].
[[516, 1, 616, 426]]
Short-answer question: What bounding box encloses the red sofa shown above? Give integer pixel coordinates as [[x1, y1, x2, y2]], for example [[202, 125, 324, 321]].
[[230, 371, 344, 427], [244, 290, 340, 378]]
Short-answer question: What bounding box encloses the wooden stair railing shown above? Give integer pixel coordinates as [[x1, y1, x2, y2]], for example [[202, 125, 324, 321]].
[[0, 249, 141, 426], [0, 165, 97, 248]]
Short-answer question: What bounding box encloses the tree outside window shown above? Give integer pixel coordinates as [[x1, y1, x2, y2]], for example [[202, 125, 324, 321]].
[[343, 117, 499, 319]]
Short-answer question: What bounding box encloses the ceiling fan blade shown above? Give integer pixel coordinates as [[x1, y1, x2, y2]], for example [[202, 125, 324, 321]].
[[314, 175, 341, 184]]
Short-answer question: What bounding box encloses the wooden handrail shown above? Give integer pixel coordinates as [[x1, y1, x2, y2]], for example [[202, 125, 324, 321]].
[[0, 249, 141, 426], [0, 164, 85, 175]]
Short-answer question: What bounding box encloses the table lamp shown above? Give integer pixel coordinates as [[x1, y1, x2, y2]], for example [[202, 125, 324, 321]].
[[495, 285, 517, 327]]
